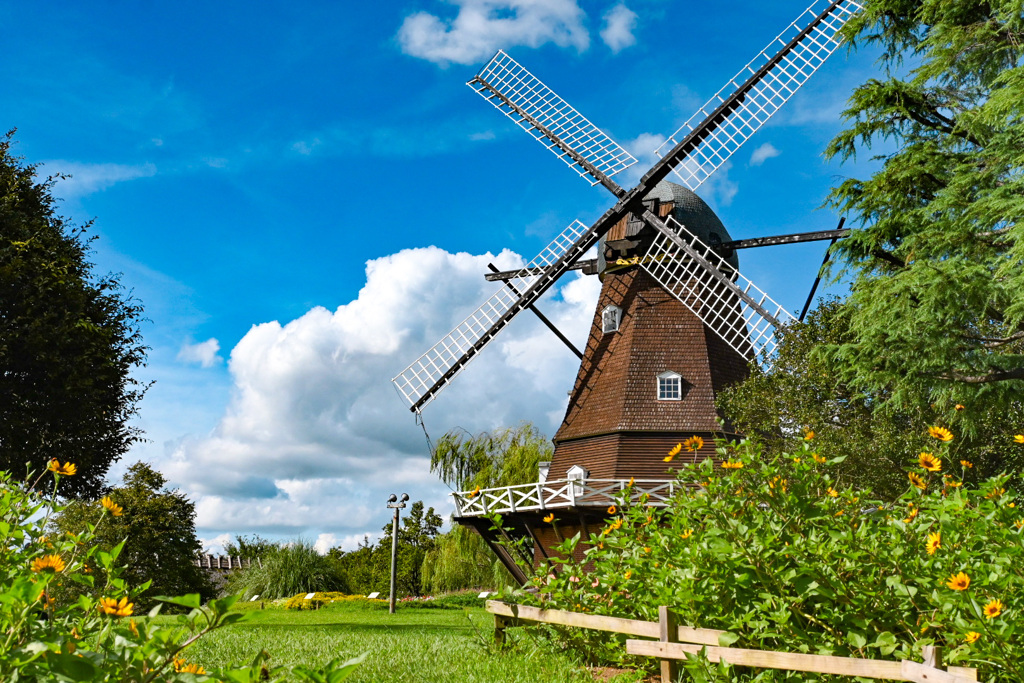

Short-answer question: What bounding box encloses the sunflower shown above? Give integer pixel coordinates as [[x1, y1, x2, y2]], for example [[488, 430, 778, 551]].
[[908, 472, 927, 490], [955, 404, 965, 411], [46, 460, 77, 476], [720, 460, 743, 469], [812, 453, 827, 464], [965, 631, 980, 644], [31, 555, 66, 574], [679, 529, 693, 539], [98, 596, 134, 617], [174, 659, 207, 674], [826, 487, 839, 498], [944, 475, 962, 488], [467, 485, 481, 499], [607, 505, 617, 515], [1014, 434, 1024, 444], [945, 572, 970, 591], [664, 443, 683, 463], [961, 459, 973, 469], [983, 598, 1004, 619], [803, 429, 815, 441], [904, 505, 919, 523], [543, 513, 555, 523], [926, 531, 941, 555], [928, 426, 954, 442], [683, 436, 704, 452], [918, 452, 941, 472], [100, 496, 123, 516]]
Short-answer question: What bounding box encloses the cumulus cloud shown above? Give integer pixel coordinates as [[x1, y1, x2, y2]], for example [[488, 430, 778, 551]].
[[46, 160, 156, 199], [600, 4, 638, 53], [164, 246, 600, 545], [749, 142, 781, 167], [396, 0, 589, 66], [177, 338, 222, 368]]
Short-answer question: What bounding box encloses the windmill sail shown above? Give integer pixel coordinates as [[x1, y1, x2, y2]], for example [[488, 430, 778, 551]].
[[392, 220, 593, 411], [642, 216, 795, 362], [653, 0, 863, 191], [468, 51, 637, 189]]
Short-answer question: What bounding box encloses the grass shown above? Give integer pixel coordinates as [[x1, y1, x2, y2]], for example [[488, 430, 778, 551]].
[[176, 597, 645, 683]]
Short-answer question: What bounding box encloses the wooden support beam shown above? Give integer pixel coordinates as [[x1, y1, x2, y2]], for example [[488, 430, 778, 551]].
[[659, 606, 680, 683]]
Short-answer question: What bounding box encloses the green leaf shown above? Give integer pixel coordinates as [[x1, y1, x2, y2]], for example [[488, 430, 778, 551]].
[[46, 651, 99, 680], [717, 631, 741, 647], [847, 631, 867, 649], [155, 593, 202, 609]]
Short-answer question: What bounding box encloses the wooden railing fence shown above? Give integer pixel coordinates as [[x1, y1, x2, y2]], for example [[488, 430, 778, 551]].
[[487, 601, 978, 683]]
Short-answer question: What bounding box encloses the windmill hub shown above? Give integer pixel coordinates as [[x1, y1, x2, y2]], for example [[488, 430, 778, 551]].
[[598, 181, 739, 277]]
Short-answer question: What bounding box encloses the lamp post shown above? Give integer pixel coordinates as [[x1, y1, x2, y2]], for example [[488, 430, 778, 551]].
[[386, 492, 409, 614]]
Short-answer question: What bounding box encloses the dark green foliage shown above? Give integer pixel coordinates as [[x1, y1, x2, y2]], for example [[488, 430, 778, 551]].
[[421, 525, 514, 595], [824, 0, 1024, 421], [229, 540, 349, 600], [0, 131, 148, 499], [329, 500, 442, 597], [719, 299, 1024, 498], [50, 462, 214, 610], [223, 534, 276, 560]]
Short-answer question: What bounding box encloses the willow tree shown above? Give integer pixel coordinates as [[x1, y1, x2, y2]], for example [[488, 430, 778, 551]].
[[826, 1, 1024, 429], [422, 423, 552, 593]]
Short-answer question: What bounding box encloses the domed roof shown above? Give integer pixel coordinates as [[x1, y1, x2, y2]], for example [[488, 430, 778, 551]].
[[645, 180, 738, 269]]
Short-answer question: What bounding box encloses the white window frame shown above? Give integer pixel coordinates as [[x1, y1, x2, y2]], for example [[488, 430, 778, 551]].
[[657, 371, 682, 401], [601, 305, 622, 333]]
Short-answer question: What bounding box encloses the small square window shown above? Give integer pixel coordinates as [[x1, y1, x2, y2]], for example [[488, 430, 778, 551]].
[[658, 371, 682, 401], [602, 305, 621, 334]]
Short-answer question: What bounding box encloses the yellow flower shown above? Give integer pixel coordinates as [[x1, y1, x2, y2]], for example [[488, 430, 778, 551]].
[[1015, 519, 1024, 530], [100, 496, 123, 516], [607, 505, 617, 515], [955, 404, 965, 412], [38, 590, 55, 609], [945, 572, 970, 591], [679, 529, 693, 539], [174, 658, 207, 674], [721, 460, 743, 469], [624, 570, 632, 580], [31, 554, 66, 574], [904, 505, 919, 523], [812, 452, 827, 464], [467, 485, 481, 499], [603, 518, 623, 535], [543, 513, 555, 523], [129, 619, 139, 637], [793, 457, 801, 464], [918, 452, 941, 472], [986, 487, 1006, 500], [98, 596, 134, 617], [983, 598, 1004, 619], [928, 426, 953, 442], [643, 546, 651, 554], [1014, 434, 1024, 444], [826, 487, 839, 498], [627, 477, 634, 487], [944, 476, 962, 488], [803, 429, 815, 441], [683, 436, 704, 452], [961, 459, 973, 469], [965, 631, 980, 644], [926, 531, 941, 555], [908, 472, 927, 490], [665, 443, 683, 463], [768, 476, 787, 493], [47, 460, 77, 476]]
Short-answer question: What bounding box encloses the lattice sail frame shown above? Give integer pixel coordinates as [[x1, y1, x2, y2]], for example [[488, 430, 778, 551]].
[[392, 220, 590, 408], [469, 50, 638, 186], [657, 0, 863, 191], [642, 216, 796, 361]]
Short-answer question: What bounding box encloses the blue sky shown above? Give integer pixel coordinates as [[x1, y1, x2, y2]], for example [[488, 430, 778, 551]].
[[3, 0, 881, 553]]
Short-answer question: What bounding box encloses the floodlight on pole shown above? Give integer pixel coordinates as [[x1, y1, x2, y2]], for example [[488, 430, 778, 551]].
[[386, 492, 409, 614]]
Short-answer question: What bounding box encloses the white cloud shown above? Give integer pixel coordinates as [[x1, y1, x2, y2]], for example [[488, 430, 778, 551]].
[[600, 4, 638, 53], [177, 338, 222, 368], [45, 160, 156, 199], [199, 533, 233, 555], [396, 0, 589, 66], [162, 246, 600, 543], [749, 142, 781, 167]]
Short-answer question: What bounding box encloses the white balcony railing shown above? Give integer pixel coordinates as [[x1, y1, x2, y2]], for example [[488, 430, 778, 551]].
[[452, 479, 681, 517]]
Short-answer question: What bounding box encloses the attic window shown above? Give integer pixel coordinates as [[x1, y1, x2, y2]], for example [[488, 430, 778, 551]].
[[657, 371, 682, 401], [602, 305, 622, 333]]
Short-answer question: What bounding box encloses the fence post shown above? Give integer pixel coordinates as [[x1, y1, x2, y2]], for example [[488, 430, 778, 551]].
[[921, 646, 942, 670], [659, 606, 679, 683]]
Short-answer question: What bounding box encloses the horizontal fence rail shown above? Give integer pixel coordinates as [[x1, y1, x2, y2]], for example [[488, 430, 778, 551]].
[[452, 478, 680, 517], [488, 601, 978, 683]]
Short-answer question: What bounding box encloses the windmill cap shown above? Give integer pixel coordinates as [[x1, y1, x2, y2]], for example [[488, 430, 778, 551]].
[[645, 181, 737, 267]]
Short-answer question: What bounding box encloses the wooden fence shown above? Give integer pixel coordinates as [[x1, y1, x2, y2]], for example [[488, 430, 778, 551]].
[[487, 601, 978, 683], [194, 554, 261, 571]]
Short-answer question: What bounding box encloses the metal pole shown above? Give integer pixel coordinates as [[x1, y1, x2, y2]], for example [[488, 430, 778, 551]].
[[389, 506, 399, 614]]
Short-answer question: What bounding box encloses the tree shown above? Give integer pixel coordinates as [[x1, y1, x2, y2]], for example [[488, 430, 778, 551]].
[[51, 462, 214, 610], [719, 298, 1024, 499], [824, 1, 1024, 425], [223, 534, 276, 561], [0, 131, 148, 498]]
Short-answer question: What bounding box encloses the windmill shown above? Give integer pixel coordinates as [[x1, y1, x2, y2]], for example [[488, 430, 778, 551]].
[[393, 0, 862, 581]]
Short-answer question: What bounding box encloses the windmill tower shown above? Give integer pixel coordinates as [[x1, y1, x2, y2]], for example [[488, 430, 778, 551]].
[[394, 0, 862, 581]]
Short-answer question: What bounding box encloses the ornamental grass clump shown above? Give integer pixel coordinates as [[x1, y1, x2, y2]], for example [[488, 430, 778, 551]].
[[0, 465, 363, 681], [517, 430, 1023, 681]]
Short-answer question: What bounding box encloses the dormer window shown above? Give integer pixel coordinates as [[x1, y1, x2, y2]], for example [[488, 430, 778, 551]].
[[658, 371, 682, 401], [601, 305, 622, 333]]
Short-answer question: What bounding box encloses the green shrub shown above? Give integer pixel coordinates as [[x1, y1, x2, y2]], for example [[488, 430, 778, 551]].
[[516, 430, 1023, 682], [0, 465, 363, 681], [229, 539, 349, 600], [283, 592, 387, 610]]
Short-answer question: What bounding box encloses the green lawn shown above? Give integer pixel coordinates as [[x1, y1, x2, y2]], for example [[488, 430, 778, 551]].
[[180, 598, 643, 683]]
